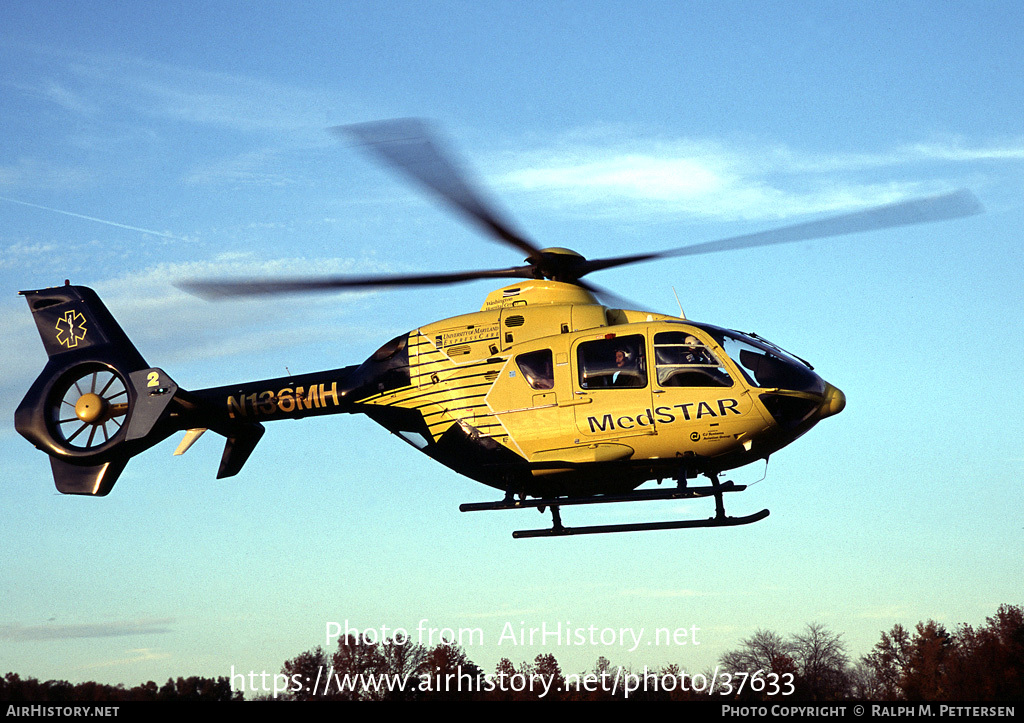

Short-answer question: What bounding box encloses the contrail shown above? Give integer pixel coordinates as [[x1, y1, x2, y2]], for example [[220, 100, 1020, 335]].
[[0, 195, 192, 241]]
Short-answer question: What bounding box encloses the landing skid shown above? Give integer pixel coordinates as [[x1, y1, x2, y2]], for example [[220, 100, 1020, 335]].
[[461, 476, 769, 538], [512, 509, 770, 539]]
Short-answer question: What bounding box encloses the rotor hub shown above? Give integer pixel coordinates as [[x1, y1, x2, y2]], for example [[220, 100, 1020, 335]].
[[75, 393, 109, 425], [536, 247, 584, 259], [531, 247, 588, 282]]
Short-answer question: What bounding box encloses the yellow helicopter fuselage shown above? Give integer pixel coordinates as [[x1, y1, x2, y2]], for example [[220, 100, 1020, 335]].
[[344, 280, 844, 496]]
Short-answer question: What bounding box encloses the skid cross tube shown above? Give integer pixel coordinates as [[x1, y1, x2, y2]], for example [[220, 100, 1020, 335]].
[[459, 481, 746, 513]]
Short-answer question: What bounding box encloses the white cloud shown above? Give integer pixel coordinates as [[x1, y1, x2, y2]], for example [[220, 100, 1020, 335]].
[[906, 141, 1024, 162], [506, 154, 727, 201], [92, 255, 386, 355], [0, 618, 175, 641], [22, 44, 352, 136], [0, 240, 60, 268], [39, 79, 99, 116], [854, 605, 911, 620], [491, 135, 1024, 222], [81, 648, 172, 670], [458, 609, 543, 620], [619, 588, 709, 599], [0, 160, 93, 192], [183, 149, 301, 187]]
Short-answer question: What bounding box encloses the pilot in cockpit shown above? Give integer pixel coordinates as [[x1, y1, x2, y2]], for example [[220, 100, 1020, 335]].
[[612, 345, 639, 386]]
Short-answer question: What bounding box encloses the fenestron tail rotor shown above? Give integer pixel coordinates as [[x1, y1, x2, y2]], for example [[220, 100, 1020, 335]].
[[15, 285, 189, 496], [51, 365, 129, 451]]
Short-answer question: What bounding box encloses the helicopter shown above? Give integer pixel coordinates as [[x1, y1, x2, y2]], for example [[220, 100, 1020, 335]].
[[14, 119, 982, 538]]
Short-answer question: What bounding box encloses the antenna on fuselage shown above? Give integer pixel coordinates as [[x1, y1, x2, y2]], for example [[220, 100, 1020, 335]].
[[672, 287, 686, 319]]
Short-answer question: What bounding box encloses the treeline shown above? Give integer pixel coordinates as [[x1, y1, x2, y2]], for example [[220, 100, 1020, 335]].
[[2, 604, 1020, 702], [0, 674, 241, 701], [720, 604, 1023, 702], [266, 602, 1024, 696], [266, 603, 1022, 701]]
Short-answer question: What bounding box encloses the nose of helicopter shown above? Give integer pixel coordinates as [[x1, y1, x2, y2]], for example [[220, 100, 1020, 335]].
[[818, 383, 846, 419]]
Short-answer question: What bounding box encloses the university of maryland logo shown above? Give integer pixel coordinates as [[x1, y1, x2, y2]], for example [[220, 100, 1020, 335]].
[[55, 310, 88, 348]]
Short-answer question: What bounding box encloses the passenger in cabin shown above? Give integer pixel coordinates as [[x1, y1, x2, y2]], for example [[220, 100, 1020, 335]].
[[578, 335, 646, 389]]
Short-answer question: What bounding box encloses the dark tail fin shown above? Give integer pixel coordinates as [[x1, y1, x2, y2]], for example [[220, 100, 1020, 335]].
[[15, 284, 190, 495]]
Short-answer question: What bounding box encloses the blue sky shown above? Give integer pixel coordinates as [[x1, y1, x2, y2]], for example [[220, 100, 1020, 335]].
[[1, 1, 1022, 690]]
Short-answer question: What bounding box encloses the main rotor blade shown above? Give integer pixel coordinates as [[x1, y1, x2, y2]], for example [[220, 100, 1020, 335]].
[[576, 189, 983, 276], [335, 119, 544, 262], [177, 265, 537, 300], [575, 279, 645, 312]]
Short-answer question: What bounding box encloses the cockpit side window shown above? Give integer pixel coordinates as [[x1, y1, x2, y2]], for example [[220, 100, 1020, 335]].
[[694, 325, 825, 395], [653, 331, 732, 387], [577, 335, 647, 389], [515, 349, 554, 390]]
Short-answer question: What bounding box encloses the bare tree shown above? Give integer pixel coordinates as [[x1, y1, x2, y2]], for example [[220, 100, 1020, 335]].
[[721, 629, 795, 675], [330, 633, 384, 700], [848, 659, 884, 700], [378, 640, 428, 700], [790, 622, 850, 700]]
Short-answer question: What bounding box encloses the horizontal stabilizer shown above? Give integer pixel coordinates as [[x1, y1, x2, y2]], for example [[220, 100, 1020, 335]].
[[174, 428, 208, 456]]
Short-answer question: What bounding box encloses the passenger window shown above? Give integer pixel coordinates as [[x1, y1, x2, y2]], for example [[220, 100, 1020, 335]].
[[516, 349, 554, 390], [653, 331, 732, 388], [578, 335, 647, 389]]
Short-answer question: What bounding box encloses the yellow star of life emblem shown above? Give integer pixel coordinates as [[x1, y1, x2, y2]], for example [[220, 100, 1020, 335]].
[[55, 310, 88, 348]]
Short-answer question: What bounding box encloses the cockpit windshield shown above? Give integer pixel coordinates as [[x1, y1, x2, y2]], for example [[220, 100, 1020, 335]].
[[688, 323, 825, 395]]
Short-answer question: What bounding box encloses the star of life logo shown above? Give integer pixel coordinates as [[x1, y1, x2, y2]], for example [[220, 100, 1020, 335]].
[[55, 310, 88, 348]]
